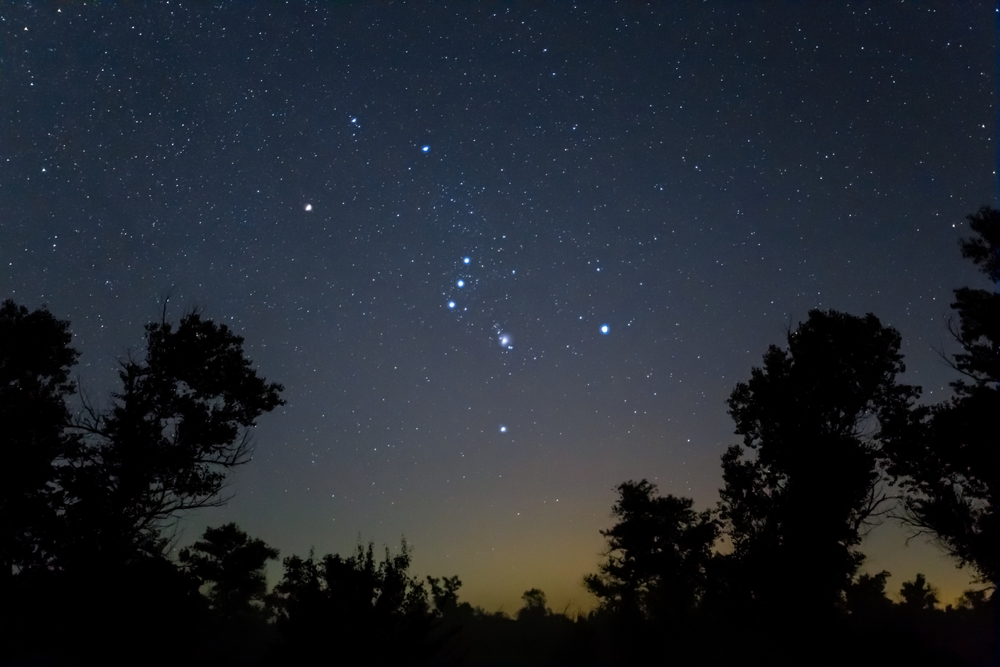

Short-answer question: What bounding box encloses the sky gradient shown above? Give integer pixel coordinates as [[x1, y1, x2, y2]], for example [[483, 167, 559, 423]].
[[1, 2, 995, 613]]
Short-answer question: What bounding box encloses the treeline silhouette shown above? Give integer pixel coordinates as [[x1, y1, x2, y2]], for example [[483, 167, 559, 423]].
[[1, 208, 996, 666]]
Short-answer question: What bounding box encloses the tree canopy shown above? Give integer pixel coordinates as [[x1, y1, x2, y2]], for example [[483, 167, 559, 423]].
[[0, 301, 78, 578], [62, 311, 284, 568], [0, 304, 284, 577], [719, 309, 919, 613], [899, 573, 939, 612], [886, 206, 1000, 589], [180, 522, 279, 617], [270, 541, 436, 665], [585, 479, 718, 623]]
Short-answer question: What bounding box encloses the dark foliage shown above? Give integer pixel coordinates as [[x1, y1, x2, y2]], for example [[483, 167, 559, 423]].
[[63, 311, 284, 568], [428, 591, 598, 667], [582, 480, 719, 666], [177, 523, 281, 667], [0, 303, 284, 666], [886, 207, 1000, 591], [0, 300, 78, 581], [585, 479, 718, 624], [843, 570, 893, 617], [5, 553, 205, 666], [899, 573, 939, 612], [427, 574, 465, 618], [956, 206, 1000, 284], [517, 588, 549, 621], [719, 309, 919, 615], [268, 541, 438, 666], [180, 522, 280, 617]]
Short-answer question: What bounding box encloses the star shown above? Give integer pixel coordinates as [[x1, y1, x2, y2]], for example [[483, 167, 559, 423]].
[[303, 204, 313, 211], [600, 324, 609, 334], [457, 279, 465, 288], [421, 145, 430, 153]]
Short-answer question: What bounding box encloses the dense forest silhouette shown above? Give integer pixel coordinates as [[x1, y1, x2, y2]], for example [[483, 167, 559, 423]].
[[1, 208, 996, 666]]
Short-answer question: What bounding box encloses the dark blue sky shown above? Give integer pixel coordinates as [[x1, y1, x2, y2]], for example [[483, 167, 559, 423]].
[[1, 2, 994, 611]]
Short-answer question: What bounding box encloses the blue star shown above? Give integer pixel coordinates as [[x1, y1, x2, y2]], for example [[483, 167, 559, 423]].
[[457, 279, 465, 288], [448, 301, 456, 309], [600, 324, 609, 334], [463, 256, 471, 264], [421, 145, 430, 153]]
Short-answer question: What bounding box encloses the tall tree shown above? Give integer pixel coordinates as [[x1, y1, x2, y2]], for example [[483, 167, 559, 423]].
[[63, 311, 284, 568], [898, 573, 939, 612], [719, 310, 919, 614], [887, 207, 1000, 593], [0, 301, 78, 578], [585, 479, 718, 623], [179, 522, 279, 617], [426, 575, 464, 618], [517, 588, 549, 621], [843, 570, 893, 617], [0, 306, 282, 666]]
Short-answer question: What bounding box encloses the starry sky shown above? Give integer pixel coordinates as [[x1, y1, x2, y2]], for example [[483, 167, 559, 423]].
[[1, 3, 995, 613]]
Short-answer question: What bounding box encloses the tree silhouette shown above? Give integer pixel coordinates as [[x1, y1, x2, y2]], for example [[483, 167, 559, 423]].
[[886, 207, 1000, 594], [517, 588, 549, 621], [843, 570, 893, 617], [957, 587, 991, 612], [179, 522, 279, 617], [427, 574, 464, 617], [0, 305, 283, 665], [899, 573, 938, 612], [269, 541, 437, 665], [62, 310, 284, 568], [720, 309, 920, 615], [585, 479, 718, 624], [0, 300, 78, 580]]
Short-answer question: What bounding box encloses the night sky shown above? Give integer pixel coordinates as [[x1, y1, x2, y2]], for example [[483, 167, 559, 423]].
[[2, 3, 995, 613]]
